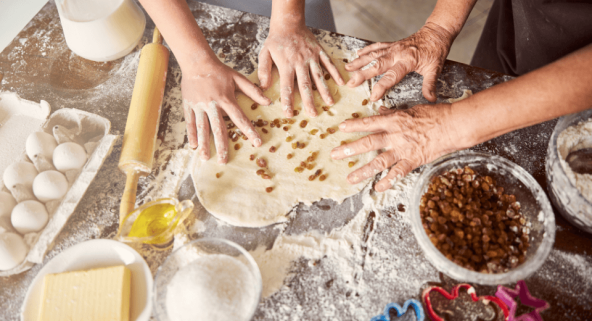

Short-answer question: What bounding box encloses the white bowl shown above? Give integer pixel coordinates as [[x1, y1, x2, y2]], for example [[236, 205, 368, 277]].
[[20, 239, 153, 321]]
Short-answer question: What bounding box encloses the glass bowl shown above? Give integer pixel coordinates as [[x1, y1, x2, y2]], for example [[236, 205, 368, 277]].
[[410, 151, 556, 285], [153, 238, 262, 321], [546, 109, 592, 233]]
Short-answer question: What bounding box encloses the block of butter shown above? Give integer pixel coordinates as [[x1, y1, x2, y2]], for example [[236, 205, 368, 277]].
[[38, 265, 131, 321]]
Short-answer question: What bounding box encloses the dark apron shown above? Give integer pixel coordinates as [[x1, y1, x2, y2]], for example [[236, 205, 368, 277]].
[[471, 0, 592, 76]]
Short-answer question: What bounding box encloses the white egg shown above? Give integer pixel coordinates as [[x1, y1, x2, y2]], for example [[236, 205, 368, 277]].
[[0, 232, 28, 271], [2, 162, 38, 189], [26, 131, 58, 161], [33, 171, 69, 203], [11, 200, 49, 234], [53, 142, 87, 172], [0, 192, 17, 231]]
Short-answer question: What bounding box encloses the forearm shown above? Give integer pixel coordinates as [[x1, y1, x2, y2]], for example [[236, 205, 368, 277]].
[[426, 0, 478, 40], [137, 0, 216, 70], [270, 0, 305, 28], [451, 44, 592, 149]]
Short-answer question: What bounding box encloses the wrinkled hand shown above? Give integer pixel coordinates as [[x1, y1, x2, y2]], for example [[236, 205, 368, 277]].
[[182, 60, 271, 164], [258, 23, 345, 118], [330, 104, 458, 192], [346, 22, 454, 102]]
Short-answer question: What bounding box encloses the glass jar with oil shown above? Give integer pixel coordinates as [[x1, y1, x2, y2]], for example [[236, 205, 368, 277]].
[[116, 198, 193, 247]]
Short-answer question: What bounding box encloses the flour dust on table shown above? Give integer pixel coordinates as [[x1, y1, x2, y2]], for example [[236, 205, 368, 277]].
[[192, 52, 379, 227]]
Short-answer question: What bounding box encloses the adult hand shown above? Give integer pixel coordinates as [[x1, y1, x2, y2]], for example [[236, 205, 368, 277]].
[[182, 59, 271, 164], [258, 23, 345, 118], [345, 22, 454, 102], [330, 104, 461, 192]]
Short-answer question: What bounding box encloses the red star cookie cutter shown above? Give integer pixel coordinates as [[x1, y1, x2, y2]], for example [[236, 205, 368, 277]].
[[422, 284, 510, 321], [495, 280, 549, 321]]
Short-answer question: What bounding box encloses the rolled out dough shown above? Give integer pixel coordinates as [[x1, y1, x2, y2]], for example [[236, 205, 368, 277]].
[[192, 54, 378, 227]]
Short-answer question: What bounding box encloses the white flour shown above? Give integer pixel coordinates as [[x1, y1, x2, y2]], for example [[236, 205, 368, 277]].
[[250, 172, 441, 320], [166, 254, 258, 321], [557, 118, 592, 203]]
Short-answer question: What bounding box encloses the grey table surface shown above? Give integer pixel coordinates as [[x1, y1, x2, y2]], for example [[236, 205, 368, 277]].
[[1, 1, 592, 320]]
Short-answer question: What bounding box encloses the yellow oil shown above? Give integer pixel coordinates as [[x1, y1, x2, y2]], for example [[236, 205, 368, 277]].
[[128, 203, 177, 240]]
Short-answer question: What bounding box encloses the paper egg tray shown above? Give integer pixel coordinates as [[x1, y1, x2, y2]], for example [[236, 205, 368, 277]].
[[0, 94, 117, 276]]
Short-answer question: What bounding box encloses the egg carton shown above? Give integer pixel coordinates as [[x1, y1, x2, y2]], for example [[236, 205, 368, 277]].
[[0, 92, 118, 276]]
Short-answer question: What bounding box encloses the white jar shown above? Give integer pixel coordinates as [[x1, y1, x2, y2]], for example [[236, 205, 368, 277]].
[[56, 0, 146, 62]]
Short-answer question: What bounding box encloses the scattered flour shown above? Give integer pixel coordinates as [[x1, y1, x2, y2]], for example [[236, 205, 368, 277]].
[[250, 172, 441, 320], [557, 118, 592, 202]]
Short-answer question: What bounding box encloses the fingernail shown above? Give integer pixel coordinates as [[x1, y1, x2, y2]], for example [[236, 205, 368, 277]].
[[339, 123, 346, 130], [254, 138, 262, 147], [338, 79, 345, 86], [328, 98, 334, 106], [375, 183, 387, 192], [200, 154, 208, 161], [347, 79, 354, 86]]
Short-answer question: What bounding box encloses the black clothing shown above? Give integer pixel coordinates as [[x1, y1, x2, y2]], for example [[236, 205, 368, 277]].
[[471, 0, 592, 76]]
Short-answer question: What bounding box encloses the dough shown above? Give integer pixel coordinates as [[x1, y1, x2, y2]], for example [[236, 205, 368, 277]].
[[192, 55, 378, 227]]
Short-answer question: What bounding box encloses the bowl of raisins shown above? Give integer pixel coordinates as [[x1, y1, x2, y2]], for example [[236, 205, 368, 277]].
[[411, 151, 555, 285]]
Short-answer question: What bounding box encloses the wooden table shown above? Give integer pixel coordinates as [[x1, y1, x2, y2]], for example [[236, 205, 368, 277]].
[[1, 2, 591, 320]]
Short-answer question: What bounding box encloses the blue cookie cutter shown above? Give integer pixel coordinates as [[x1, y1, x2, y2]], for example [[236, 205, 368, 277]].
[[370, 299, 425, 321]]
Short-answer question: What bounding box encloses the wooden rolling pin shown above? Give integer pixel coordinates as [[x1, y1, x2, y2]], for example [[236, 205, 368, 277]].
[[118, 28, 170, 224]]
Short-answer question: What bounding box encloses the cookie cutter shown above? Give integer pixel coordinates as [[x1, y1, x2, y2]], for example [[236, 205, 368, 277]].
[[495, 280, 549, 321], [370, 299, 425, 321], [422, 283, 509, 321]]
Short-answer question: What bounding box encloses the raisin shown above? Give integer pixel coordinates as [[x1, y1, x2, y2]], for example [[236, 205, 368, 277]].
[[256, 158, 267, 168]]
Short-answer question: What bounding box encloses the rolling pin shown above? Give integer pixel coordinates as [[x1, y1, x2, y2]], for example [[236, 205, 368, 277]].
[[118, 28, 170, 224]]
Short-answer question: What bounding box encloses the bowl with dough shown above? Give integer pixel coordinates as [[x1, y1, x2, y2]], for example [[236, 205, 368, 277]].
[[153, 238, 262, 321], [546, 109, 592, 233], [410, 151, 555, 285]]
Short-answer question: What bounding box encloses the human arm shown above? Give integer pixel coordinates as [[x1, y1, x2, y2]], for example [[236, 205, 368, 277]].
[[331, 44, 592, 191], [258, 0, 345, 118], [137, 0, 271, 163], [346, 0, 477, 102]]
